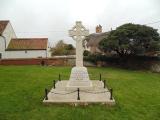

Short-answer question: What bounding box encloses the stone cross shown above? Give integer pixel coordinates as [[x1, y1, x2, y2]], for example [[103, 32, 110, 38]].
[[69, 21, 89, 67]]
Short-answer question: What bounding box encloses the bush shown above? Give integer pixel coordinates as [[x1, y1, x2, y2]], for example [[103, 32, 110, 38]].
[[84, 53, 160, 70], [83, 50, 91, 56], [84, 53, 118, 63]]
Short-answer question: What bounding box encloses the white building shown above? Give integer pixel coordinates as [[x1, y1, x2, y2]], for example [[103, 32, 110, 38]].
[[0, 20, 51, 59]]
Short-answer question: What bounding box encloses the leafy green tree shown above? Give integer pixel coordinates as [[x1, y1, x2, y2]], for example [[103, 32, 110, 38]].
[[83, 50, 91, 56], [65, 44, 74, 50], [99, 23, 160, 57], [51, 40, 75, 56]]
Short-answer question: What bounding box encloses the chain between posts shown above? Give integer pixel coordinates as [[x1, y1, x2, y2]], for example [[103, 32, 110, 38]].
[[80, 90, 109, 94], [44, 73, 113, 100], [51, 90, 77, 95], [45, 88, 113, 100]]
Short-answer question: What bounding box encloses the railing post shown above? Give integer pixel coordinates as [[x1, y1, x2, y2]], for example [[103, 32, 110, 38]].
[[110, 88, 113, 100], [45, 88, 48, 100], [103, 80, 106, 88], [59, 74, 61, 81], [53, 80, 56, 88], [77, 88, 80, 100], [99, 73, 101, 81]]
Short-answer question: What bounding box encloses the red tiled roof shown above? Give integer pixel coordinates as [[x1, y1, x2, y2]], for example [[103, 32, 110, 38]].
[[0, 20, 9, 35], [6, 38, 48, 50]]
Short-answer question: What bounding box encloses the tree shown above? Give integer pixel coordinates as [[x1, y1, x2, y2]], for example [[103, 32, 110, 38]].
[[66, 44, 74, 50], [83, 50, 91, 56], [51, 40, 75, 56], [99, 23, 160, 57]]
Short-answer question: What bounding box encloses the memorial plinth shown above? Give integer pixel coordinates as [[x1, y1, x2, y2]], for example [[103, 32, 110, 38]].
[[66, 67, 92, 89]]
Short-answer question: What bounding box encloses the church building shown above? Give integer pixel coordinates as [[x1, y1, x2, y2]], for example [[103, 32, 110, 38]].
[[0, 20, 51, 59]]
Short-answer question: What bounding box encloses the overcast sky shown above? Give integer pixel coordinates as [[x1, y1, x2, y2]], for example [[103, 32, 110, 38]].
[[0, 0, 160, 46]]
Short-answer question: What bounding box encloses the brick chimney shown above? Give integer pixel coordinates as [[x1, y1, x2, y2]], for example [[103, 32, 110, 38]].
[[96, 25, 102, 33]]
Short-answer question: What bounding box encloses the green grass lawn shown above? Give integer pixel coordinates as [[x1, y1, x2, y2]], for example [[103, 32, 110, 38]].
[[0, 66, 160, 120]]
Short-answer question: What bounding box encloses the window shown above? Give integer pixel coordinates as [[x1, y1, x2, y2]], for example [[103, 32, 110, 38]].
[[0, 53, 2, 59]]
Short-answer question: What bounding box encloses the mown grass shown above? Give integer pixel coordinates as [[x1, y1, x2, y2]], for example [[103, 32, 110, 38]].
[[0, 66, 160, 120]]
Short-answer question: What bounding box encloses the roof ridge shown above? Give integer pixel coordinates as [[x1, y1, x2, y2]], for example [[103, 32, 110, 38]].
[[0, 20, 10, 22], [12, 38, 48, 39]]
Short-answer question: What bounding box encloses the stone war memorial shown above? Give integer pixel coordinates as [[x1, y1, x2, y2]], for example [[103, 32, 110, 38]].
[[43, 21, 115, 105]]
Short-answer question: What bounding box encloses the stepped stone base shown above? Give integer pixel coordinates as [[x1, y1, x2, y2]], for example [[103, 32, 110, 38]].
[[66, 80, 92, 89], [43, 80, 115, 106]]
